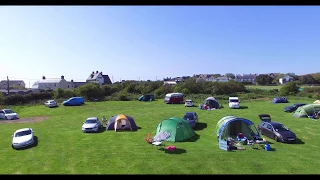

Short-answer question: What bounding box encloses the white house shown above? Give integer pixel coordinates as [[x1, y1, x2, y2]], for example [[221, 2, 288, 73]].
[[0, 80, 26, 89], [164, 81, 177, 86], [216, 76, 229, 82], [86, 71, 112, 86], [33, 75, 74, 90], [279, 75, 293, 85]]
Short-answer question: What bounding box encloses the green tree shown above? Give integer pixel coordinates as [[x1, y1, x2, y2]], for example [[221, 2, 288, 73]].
[[279, 82, 300, 96]]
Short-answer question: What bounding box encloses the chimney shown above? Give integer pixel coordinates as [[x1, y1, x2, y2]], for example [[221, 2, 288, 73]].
[[71, 79, 73, 83], [92, 71, 94, 74], [96, 71, 99, 74], [42, 76, 46, 80], [101, 71, 102, 75], [61, 75, 64, 79]]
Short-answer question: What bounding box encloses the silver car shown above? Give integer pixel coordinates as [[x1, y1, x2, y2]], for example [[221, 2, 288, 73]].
[[0, 109, 19, 120], [185, 100, 194, 107], [12, 128, 34, 149], [82, 117, 103, 133], [44, 100, 58, 108]]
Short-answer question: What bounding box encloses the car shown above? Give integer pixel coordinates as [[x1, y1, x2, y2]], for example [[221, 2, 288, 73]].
[[0, 109, 19, 120], [185, 100, 194, 107], [11, 128, 35, 149], [284, 103, 306, 112], [182, 112, 198, 129], [258, 117, 296, 143], [44, 100, 59, 108], [82, 117, 103, 133]]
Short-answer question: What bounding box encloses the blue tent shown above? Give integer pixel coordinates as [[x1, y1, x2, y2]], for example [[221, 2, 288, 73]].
[[215, 116, 260, 141], [272, 97, 288, 103]]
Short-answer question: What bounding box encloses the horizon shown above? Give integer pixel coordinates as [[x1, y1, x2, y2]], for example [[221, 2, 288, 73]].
[[1, 6, 320, 88]]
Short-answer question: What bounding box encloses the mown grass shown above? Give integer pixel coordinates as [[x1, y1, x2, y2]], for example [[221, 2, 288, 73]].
[[0, 99, 319, 174]]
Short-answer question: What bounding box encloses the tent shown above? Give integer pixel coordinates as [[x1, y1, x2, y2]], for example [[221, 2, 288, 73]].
[[314, 100, 320, 104], [272, 97, 288, 103], [293, 104, 320, 118], [106, 114, 138, 132], [155, 117, 195, 142], [215, 116, 260, 141], [199, 97, 221, 109]]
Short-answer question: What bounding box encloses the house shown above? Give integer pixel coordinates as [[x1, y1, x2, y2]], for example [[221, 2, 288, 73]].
[[0, 80, 26, 89], [33, 75, 74, 90], [216, 76, 229, 82], [279, 75, 293, 84], [72, 81, 87, 88], [86, 71, 112, 86], [235, 74, 258, 83], [163, 81, 177, 86]]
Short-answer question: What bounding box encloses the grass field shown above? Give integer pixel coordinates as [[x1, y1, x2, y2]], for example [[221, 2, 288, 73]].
[[0, 99, 320, 174]]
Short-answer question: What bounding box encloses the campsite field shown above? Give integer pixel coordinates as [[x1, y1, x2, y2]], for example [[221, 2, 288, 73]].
[[0, 99, 319, 174]]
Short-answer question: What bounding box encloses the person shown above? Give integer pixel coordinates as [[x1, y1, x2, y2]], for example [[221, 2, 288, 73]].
[[102, 116, 107, 126]]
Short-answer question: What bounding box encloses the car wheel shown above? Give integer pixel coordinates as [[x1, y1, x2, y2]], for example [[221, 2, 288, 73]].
[[5, 116, 8, 120], [11, 144, 16, 149], [274, 136, 279, 142], [259, 129, 263, 135]]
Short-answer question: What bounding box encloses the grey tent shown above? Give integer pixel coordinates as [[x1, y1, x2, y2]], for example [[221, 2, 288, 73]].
[[199, 97, 221, 109]]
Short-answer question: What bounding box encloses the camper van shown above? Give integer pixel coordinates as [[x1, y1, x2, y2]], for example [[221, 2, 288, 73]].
[[164, 93, 184, 104], [228, 97, 240, 109]]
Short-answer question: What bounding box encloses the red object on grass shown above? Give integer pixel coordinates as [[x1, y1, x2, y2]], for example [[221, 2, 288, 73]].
[[238, 133, 244, 139], [166, 146, 176, 151]]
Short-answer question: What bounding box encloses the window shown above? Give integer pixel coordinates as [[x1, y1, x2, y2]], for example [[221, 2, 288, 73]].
[[68, 85, 69, 88], [54, 83, 56, 87], [267, 124, 272, 130]]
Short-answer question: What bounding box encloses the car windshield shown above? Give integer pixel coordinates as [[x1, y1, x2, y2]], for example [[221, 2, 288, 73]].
[[4, 110, 14, 114], [186, 100, 192, 102], [229, 99, 239, 102], [183, 115, 194, 120], [273, 124, 289, 131], [15, 130, 31, 137], [85, 119, 97, 124]]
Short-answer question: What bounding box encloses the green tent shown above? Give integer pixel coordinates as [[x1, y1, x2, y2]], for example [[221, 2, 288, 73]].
[[293, 104, 320, 118], [155, 117, 195, 142]]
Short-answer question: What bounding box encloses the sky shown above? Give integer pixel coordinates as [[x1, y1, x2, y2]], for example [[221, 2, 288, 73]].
[[1, 6, 320, 88]]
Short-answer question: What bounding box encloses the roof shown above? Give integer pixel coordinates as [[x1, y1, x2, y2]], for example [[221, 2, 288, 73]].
[[87, 72, 102, 81], [0, 80, 24, 83], [269, 122, 282, 126], [86, 117, 98, 120], [1, 109, 11, 111], [15, 128, 31, 133], [39, 79, 62, 83], [185, 112, 196, 115]]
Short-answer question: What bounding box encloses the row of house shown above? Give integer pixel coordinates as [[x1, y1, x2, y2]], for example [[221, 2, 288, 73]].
[[164, 73, 293, 85], [0, 71, 113, 93]]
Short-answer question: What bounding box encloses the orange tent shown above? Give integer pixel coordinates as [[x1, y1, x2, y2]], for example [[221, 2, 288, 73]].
[[114, 114, 132, 132]]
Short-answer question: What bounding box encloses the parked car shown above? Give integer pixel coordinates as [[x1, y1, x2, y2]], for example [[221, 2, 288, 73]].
[[11, 128, 35, 149], [44, 100, 58, 108], [0, 109, 19, 120], [164, 93, 184, 104], [182, 112, 198, 129], [284, 103, 306, 112], [258, 118, 296, 143], [63, 97, 85, 106], [82, 117, 103, 133], [184, 100, 194, 107]]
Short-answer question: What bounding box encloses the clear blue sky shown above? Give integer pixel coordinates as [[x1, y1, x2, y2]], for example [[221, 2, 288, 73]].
[[1, 6, 320, 87]]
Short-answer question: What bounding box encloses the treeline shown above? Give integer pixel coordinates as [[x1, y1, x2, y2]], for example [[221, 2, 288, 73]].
[[0, 79, 319, 106]]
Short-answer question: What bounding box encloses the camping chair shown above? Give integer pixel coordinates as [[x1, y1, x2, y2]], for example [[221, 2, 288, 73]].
[[236, 133, 248, 144]]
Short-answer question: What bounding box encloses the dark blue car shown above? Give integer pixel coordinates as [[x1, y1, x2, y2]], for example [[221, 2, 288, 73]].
[[182, 112, 198, 129]]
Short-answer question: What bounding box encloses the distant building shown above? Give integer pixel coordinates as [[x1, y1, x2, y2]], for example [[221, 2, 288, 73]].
[[0, 80, 26, 89], [33, 75, 74, 90], [86, 71, 112, 86]]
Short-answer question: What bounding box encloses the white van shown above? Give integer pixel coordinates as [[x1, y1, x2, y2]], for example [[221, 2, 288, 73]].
[[228, 97, 240, 109]]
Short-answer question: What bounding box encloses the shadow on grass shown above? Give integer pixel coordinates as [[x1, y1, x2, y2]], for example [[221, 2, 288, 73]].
[[159, 148, 187, 154], [186, 134, 200, 142], [238, 106, 248, 109], [96, 127, 106, 133], [194, 122, 207, 131], [291, 138, 305, 144], [137, 126, 142, 129], [14, 136, 38, 150]]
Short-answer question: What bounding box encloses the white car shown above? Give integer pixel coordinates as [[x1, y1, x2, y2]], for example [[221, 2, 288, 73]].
[[185, 100, 194, 107], [228, 97, 240, 109], [44, 100, 58, 108], [82, 117, 103, 133], [12, 128, 35, 149], [0, 109, 19, 120]]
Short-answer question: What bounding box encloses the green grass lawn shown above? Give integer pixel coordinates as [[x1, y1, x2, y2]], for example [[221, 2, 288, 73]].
[[0, 99, 319, 174]]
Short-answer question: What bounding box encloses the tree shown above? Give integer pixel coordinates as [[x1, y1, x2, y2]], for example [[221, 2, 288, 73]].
[[279, 82, 300, 96], [272, 74, 285, 84], [311, 73, 320, 84], [255, 74, 273, 85], [299, 75, 315, 85], [225, 73, 235, 79]]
